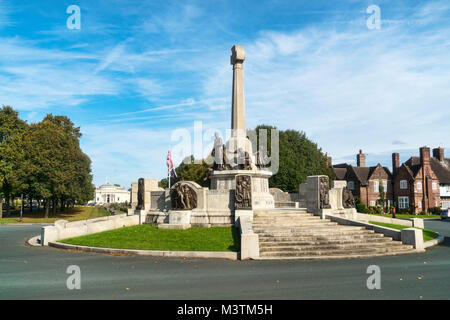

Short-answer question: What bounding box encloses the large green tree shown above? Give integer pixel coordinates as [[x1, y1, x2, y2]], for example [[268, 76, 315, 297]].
[[0, 106, 27, 216], [7, 109, 94, 218], [250, 125, 335, 193]]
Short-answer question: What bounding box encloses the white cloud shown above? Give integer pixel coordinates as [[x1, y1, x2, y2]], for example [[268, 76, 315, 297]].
[[200, 15, 450, 166]]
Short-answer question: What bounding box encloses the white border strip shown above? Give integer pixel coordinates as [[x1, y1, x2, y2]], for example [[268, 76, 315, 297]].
[[48, 241, 238, 260]]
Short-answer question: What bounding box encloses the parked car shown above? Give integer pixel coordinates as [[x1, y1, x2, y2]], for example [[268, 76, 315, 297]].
[[441, 208, 449, 220]]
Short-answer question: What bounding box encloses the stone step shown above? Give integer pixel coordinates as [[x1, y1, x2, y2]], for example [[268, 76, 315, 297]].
[[259, 245, 415, 257], [253, 215, 321, 220], [256, 229, 376, 238], [254, 212, 310, 216], [256, 249, 418, 260], [253, 222, 338, 228], [253, 218, 322, 224], [259, 241, 405, 252], [259, 237, 393, 246], [258, 233, 385, 241], [254, 225, 365, 233]]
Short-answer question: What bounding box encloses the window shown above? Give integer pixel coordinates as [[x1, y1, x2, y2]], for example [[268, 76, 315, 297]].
[[373, 181, 379, 193], [382, 180, 388, 192], [400, 180, 408, 189], [417, 182, 422, 190], [432, 182, 438, 190], [348, 181, 355, 190], [417, 201, 422, 209], [398, 196, 409, 209]]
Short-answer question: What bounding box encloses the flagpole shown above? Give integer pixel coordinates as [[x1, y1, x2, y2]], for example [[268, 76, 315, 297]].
[[168, 151, 171, 189]]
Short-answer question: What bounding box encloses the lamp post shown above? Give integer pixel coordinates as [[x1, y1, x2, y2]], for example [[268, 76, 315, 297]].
[[20, 194, 24, 223]]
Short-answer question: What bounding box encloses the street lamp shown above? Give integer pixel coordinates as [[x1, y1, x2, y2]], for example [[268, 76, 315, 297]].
[[20, 194, 23, 223]]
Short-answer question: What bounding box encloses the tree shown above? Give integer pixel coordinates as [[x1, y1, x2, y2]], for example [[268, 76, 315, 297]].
[[0, 106, 27, 216], [249, 125, 335, 193], [378, 180, 386, 213], [10, 111, 94, 217]]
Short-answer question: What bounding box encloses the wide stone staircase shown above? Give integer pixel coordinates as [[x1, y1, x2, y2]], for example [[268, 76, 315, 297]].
[[253, 209, 417, 260]]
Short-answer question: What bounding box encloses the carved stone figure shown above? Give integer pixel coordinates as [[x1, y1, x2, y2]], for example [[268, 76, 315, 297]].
[[136, 178, 145, 210], [171, 183, 197, 210], [319, 176, 331, 209], [212, 132, 224, 171], [235, 175, 252, 209], [342, 187, 356, 208], [256, 145, 268, 169], [237, 148, 252, 170]]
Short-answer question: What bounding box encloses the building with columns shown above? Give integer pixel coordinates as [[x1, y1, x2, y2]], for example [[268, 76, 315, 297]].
[[94, 183, 130, 205]]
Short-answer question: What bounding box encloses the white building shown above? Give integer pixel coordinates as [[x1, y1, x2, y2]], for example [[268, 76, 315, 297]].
[[94, 183, 130, 205]]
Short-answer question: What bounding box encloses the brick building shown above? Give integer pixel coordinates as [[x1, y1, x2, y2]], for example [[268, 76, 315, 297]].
[[331, 147, 450, 213], [392, 147, 450, 213], [333, 150, 393, 208]]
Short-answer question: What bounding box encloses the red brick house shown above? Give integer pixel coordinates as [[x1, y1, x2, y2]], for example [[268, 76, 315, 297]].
[[392, 147, 442, 213], [333, 150, 393, 208]]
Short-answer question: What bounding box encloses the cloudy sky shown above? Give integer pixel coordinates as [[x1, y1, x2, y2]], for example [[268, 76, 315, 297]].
[[1, 0, 449, 188]]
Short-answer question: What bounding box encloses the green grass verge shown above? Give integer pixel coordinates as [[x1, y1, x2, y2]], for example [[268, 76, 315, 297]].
[[369, 221, 439, 242], [61, 225, 240, 252], [369, 213, 440, 219], [0, 206, 110, 225]]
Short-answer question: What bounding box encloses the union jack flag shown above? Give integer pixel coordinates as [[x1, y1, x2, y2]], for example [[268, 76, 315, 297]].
[[167, 151, 177, 178]]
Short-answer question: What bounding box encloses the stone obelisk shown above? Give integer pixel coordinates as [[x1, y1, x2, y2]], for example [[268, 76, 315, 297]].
[[227, 45, 253, 161], [209, 45, 274, 210]]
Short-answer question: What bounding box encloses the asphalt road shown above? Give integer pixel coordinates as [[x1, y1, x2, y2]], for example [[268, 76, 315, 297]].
[[1, 220, 450, 300]]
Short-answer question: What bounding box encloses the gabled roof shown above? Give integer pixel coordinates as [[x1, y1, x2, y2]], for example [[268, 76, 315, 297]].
[[333, 163, 392, 186], [430, 158, 450, 184], [404, 157, 421, 178], [333, 167, 347, 180]]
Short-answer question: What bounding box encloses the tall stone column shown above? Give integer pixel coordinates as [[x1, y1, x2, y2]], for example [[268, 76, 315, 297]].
[[227, 45, 253, 163], [231, 45, 246, 137]]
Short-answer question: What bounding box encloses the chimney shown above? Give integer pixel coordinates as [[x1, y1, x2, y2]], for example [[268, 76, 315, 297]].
[[325, 152, 332, 167], [392, 153, 399, 175], [420, 146, 431, 167], [357, 149, 366, 167], [433, 147, 445, 162]]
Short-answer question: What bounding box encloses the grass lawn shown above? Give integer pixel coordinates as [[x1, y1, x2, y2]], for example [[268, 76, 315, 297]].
[[0, 206, 110, 225], [61, 225, 240, 252], [370, 213, 440, 219], [369, 221, 439, 242]]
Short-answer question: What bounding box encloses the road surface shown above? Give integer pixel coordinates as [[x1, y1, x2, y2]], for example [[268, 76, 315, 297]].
[[0, 219, 449, 300]]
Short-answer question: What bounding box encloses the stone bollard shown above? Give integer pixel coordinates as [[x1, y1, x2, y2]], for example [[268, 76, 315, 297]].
[[401, 228, 424, 250], [410, 218, 424, 229]]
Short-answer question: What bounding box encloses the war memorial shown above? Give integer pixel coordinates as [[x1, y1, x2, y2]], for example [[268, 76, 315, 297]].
[[40, 45, 437, 260]]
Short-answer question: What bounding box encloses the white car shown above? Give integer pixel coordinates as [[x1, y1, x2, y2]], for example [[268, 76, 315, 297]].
[[441, 209, 449, 220]]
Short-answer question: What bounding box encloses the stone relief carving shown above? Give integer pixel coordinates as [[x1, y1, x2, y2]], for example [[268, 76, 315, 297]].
[[342, 187, 356, 209], [136, 178, 144, 210], [171, 183, 197, 210], [235, 175, 252, 209], [319, 176, 331, 209]]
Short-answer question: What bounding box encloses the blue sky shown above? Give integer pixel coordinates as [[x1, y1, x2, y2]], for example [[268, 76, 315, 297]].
[[1, 0, 449, 188]]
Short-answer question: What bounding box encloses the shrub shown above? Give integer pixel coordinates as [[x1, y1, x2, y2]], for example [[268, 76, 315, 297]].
[[428, 207, 441, 215], [367, 206, 382, 214], [356, 203, 366, 213]]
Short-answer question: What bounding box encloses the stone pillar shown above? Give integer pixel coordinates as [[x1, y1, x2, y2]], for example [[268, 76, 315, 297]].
[[227, 45, 253, 164], [131, 182, 138, 208], [231, 45, 246, 136]]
